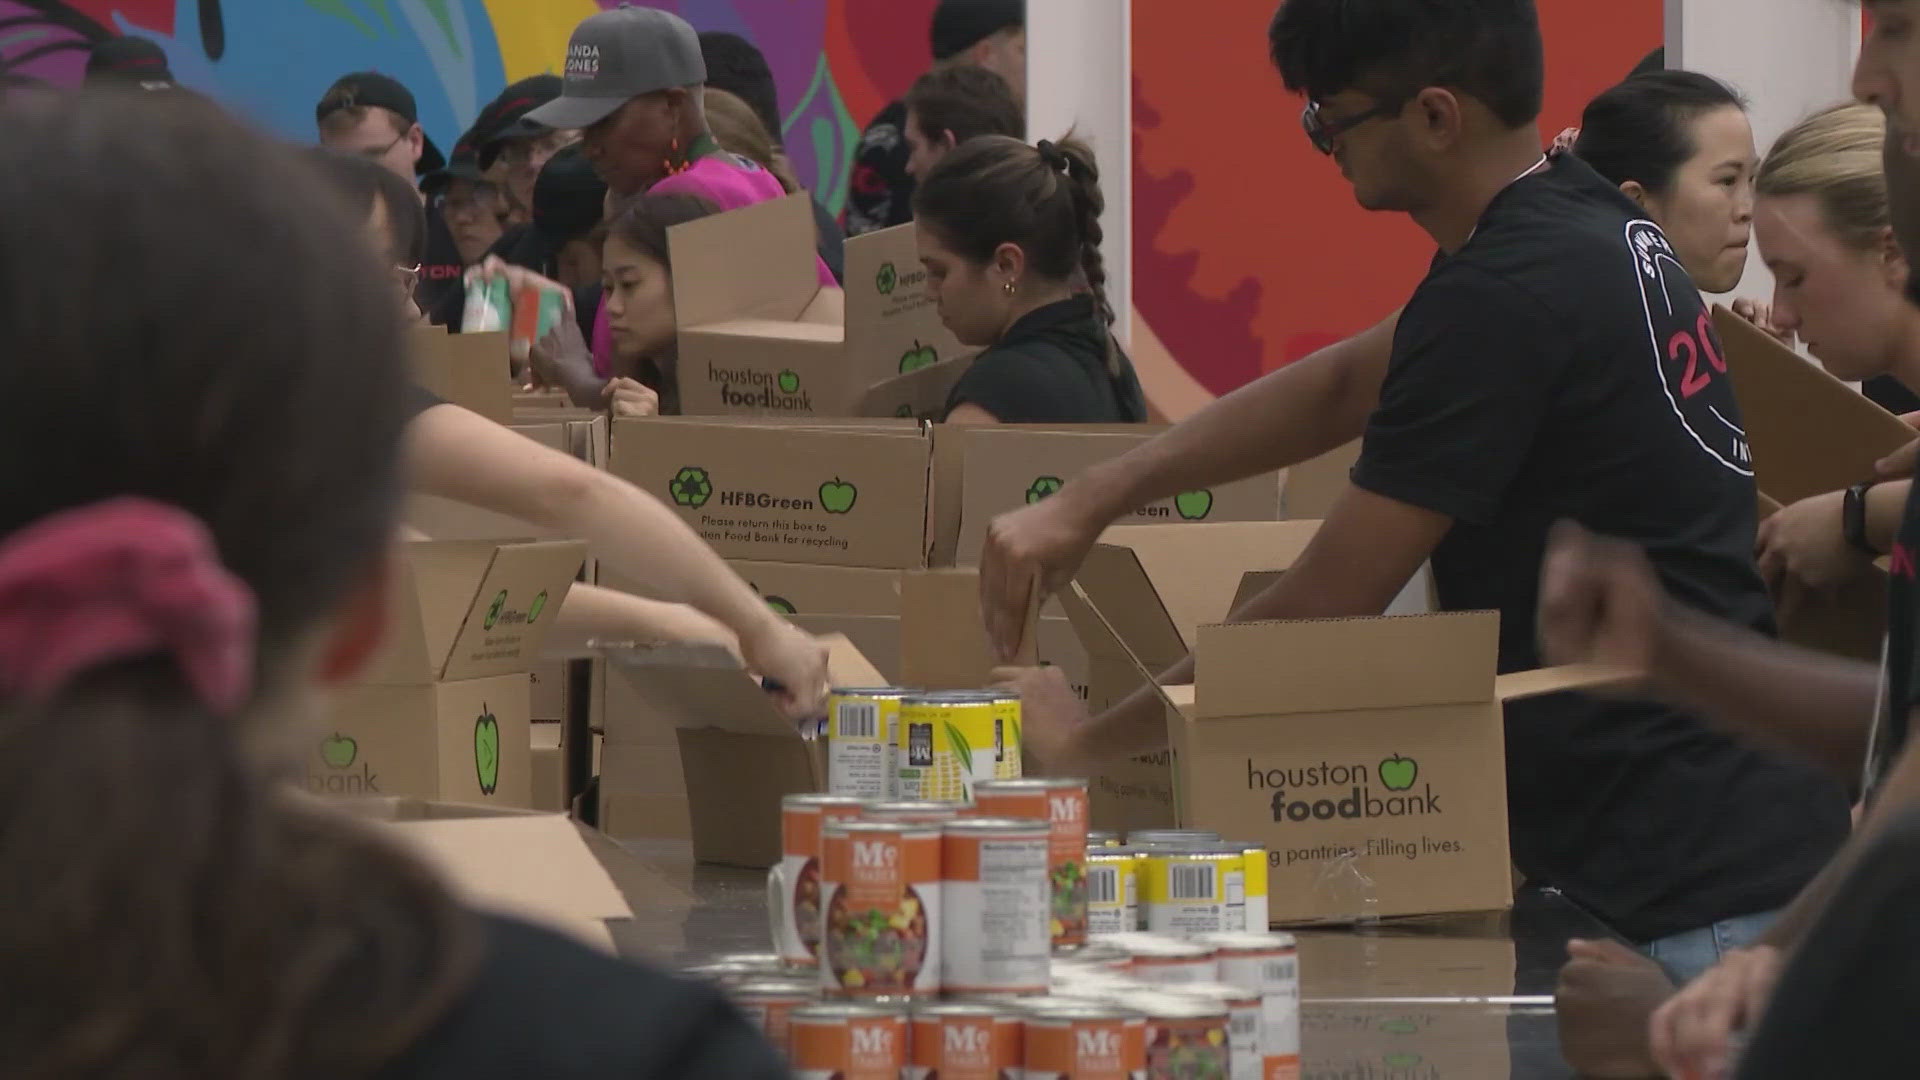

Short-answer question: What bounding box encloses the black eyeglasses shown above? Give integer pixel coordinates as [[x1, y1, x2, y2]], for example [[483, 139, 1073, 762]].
[[1301, 97, 1404, 155]]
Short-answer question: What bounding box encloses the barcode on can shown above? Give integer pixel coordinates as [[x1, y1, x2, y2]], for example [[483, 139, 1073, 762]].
[[1171, 864, 1216, 900], [1231, 1012, 1258, 1040], [834, 703, 878, 739], [1263, 958, 1297, 983], [1088, 865, 1119, 905]]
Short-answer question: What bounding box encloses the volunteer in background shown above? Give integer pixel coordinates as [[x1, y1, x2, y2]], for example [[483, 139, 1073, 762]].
[[991, 0, 1850, 988], [846, 0, 1025, 235], [705, 88, 803, 194], [914, 134, 1148, 424], [308, 150, 823, 716], [473, 74, 573, 228], [420, 133, 507, 273], [903, 62, 1025, 181], [0, 90, 787, 1080], [81, 34, 177, 92], [493, 144, 609, 292], [700, 29, 848, 283], [315, 71, 464, 319]]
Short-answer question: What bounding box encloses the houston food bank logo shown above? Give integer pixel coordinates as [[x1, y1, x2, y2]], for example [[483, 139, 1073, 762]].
[[703, 364, 811, 411], [1251, 755, 1438, 822]]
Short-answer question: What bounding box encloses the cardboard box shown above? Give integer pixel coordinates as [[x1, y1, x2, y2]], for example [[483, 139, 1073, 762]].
[[954, 426, 1284, 564], [793, 614, 903, 684], [336, 797, 633, 951], [608, 418, 935, 568], [408, 416, 608, 543], [728, 559, 908, 616], [411, 327, 513, 426], [899, 567, 1037, 689], [669, 196, 973, 416], [603, 635, 886, 866], [1037, 616, 1092, 704], [312, 540, 585, 807], [530, 721, 566, 812]]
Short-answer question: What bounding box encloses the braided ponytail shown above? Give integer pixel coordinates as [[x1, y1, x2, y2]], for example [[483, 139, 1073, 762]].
[[1048, 137, 1122, 378]]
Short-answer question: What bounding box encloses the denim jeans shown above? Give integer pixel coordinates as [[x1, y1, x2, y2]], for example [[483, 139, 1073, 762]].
[[1638, 908, 1779, 985]]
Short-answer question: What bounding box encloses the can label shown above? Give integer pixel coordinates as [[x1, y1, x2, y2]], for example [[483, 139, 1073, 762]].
[[821, 826, 942, 997], [1132, 955, 1217, 987], [1024, 1014, 1147, 1079], [907, 1012, 1022, 1079], [791, 1012, 907, 1080], [975, 781, 1091, 947], [1142, 854, 1245, 936], [1144, 1012, 1231, 1079], [828, 692, 902, 799], [942, 829, 1051, 995], [776, 800, 866, 967], [898, 699, 1002, 801], [1086, 855, 1137, 938], [991, 697, 1023, 779], [734, 994, 809, 1057], [1242, 847, 1270, 932], [1215, 948, 1301, 1080]]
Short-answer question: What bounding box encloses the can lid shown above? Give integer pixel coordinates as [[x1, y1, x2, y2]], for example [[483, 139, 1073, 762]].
[[1053, 942, 1131, 962], [1113, 990, 1232, 1019], [866, 800, 965, 813], [830, 686, 915, 696], [903, 689, 1000, 702], [825, 819, 939, 837], [1087, 845, 1143, 858], [1128, 829, 1222, 841], [975, 777, 1089, 793], [911, 1001, 1017, 1020], [782, 793, 870, 808], [1125, 941, 1216, 960], [1144, 842, 1246, 857], [1193, 930, 1300, 950], [1162, 982, 1262, 1003], [942, 816, 1051, 835], [1020, 999, 1147, 1020], [730, 978, 821, 996], [791, 1002, 907, 1021], [708, 952, 786, 967]]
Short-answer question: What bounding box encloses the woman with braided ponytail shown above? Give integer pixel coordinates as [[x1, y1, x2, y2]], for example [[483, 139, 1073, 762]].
[[913, 133, 1149, 424]]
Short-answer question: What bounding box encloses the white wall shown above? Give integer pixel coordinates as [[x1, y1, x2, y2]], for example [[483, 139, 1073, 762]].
[[1025, 0, 1133, 347], [1667, 0, 1860, 308]]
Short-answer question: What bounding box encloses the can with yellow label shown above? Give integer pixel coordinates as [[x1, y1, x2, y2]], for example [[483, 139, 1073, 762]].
[[1140, 845, 1246, 937], [1232, 841, 1270, 932], [897, 692, 1010, 802], [827, 687, 912, 800]]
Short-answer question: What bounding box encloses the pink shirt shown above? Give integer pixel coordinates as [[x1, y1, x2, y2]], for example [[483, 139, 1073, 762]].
[[593, 153, 837, 377]]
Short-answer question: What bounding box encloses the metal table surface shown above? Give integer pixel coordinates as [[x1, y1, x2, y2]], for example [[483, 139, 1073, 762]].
[[609, 839, 1606, 1079]]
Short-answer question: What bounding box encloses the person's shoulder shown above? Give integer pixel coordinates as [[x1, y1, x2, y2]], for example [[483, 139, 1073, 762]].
[[379, 914, 786, 1080]]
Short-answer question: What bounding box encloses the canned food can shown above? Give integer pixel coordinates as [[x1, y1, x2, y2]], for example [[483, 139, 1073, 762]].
[[827, 688, 912, 799], [985, 692, 1023, 779], [1134, 850, 1150, 928], [1233, 842, 1270, 932], [772, 794, 869, 968], [1141, 845, 1246, 936], [1125, 940, 1218, 986], [863, 800, 967, 825], [681, 960, 768, 987], [940, 818, 1051, 996], [1052, 941, 1134, 972], [908, 1002, 1023, 1079], [1119, 991, 1233, 1080], [1128, 829, 1221, 845], [974, 777, 1092, 947], [1085, 846, 1139, 938], [790, 1002, 908, 1079], [709, 951, 788, 974], [898, 692, 1010, 801], [1165, 983, 1263, 1080], [820, 821, 942, 999], [730, 978, 817, 1057], [1196, 931, 1301, 1080], [1088, 829, 1122, 847], [1022, 1005, 1148, 1079]]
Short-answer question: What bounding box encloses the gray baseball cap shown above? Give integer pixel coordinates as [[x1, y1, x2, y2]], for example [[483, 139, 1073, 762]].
[[526, 5, 708, 131]]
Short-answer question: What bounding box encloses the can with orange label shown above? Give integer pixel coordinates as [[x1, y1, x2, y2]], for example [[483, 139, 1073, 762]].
[[729, 977, 817, 1058], [1022, 1004, 1148, 1079], [907, 1002, 1022, 1079], [820, 820, 942, 999], [941, 817, 1051, 996], [789, 1002, 908, 1080], [771, 794, 868, 968], [974, 777, 1091, 947], [1165, 983, 1264, 1080], [1196, 931, 1301, 1080], [1119, 991, 1233, 1080]]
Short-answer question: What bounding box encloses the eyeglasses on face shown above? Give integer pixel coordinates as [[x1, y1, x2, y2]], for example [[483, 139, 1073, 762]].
[[1300, 96, 1404, 155]]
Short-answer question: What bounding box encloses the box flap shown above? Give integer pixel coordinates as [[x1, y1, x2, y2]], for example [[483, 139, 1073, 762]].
[[692, 317, 846, 344], [357, 541, 500, 684], [1192, 612, 1500, 718], [1098, 521, 1321, 646], [437, 540, 587, 681], [670, 193, 822, 328], [899, 569, 1035, 689], [1714, 305, 1915, 503], [603, 634, 884, 740], [411, 327, 513, 426], [1073, 545, 1190, 670], [843, 222, 975, 391], [855, 355, 975, 421], [1493, 663, 1637, 703]]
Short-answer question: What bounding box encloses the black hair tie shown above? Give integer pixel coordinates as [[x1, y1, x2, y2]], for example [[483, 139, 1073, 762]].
[[1036, 138, 1070, 174]]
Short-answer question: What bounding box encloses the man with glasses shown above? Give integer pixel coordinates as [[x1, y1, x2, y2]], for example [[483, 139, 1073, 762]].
[[988, 0, 1847, 988], [316, 72, 464, 320], [474, 75, 576, 229]]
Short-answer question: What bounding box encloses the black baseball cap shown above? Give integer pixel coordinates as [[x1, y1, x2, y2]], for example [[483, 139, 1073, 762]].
[[84, 35, 176, 90], [526, 5, 707, 132], [476, 74, 565, 170], [316, 71, 446, 175], [419, 129, 485, 196], [531, 144, 608, 245], [930, 0, 1023, 62]]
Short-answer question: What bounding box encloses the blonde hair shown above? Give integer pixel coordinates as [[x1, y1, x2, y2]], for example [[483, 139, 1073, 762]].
[[703, 87, 797, 194], [1756, 102, 1890, 252]]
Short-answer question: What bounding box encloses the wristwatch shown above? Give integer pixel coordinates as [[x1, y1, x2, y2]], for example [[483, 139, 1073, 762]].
[[1844, 481, 1881, 556]]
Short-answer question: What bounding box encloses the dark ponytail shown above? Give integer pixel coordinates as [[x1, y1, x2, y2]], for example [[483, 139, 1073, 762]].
[[0, 93, 477, 1077], [1574, 70, 1745, 195]]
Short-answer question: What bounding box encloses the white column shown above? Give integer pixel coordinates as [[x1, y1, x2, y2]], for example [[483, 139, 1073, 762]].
[[1025, 0, 1133, 347], [1667, 0, 1860, 307]]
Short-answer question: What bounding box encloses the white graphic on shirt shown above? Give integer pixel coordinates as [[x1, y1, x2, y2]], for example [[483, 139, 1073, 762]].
[[1626, 218, 1754, 476]]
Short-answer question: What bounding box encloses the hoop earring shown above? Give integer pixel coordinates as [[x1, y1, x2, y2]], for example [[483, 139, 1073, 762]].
[[663, 135, 687, 176]]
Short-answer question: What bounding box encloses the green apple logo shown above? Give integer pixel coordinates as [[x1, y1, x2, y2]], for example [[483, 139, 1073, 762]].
[[819, 478, 858, 514], [895, 404, 914, 418], [1379, 1018, 1419, 1035], [777, 370, 801, 394], [1383, 1052, 1424, 1069], [320, 733, 358, 769], [876, 261, 898, 296], [671, 466, 712, 509], [1174, 489, 1214, 521], [1026, 476, 1065, 504], [766, 595, 797, 615], [474, 706, 500, 796], [527, 590, 548, 624], [898, 340, 938, 373], [483, 589, 508, 630], [1378, 755, 1418, 791]]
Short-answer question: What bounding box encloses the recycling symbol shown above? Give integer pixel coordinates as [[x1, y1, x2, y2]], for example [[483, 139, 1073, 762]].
[[876, 261, 898, 296], [671, 466, 713, 509]]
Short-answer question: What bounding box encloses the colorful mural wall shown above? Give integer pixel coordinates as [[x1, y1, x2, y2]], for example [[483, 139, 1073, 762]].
[[1130, 0, 1663, 412], [0, 0, 933, 216]]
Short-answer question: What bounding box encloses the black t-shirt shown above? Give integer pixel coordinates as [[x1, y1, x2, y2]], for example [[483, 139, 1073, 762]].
[[418, 203, 466, 325], [1866, 481, 1920, 799], [1352, 153, 1849, 941], [377, 914, 789, 1079], [846, 99, 913, 237], [944, 296, 1149, 424]]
